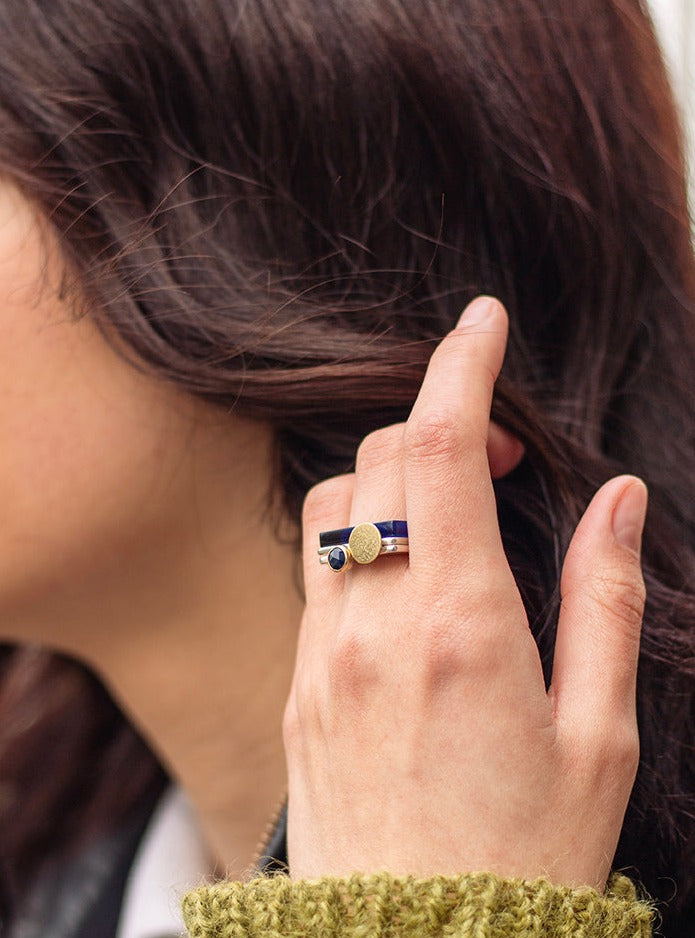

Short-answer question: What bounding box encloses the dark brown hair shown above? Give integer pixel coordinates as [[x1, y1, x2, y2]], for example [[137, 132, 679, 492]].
[[0, 0, 693, 932]]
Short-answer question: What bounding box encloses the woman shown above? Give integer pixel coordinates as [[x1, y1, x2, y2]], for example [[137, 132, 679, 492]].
[[0, 0, 691, 935]]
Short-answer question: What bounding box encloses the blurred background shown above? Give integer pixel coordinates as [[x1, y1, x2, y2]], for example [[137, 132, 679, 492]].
[[649, 0, 694, 207]]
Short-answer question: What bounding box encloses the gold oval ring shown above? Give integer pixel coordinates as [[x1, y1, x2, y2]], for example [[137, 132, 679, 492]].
[[348, 522, 383, 564]]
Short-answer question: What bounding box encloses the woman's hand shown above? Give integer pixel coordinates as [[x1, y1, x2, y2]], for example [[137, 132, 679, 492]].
[[283, 296, 648, 892]]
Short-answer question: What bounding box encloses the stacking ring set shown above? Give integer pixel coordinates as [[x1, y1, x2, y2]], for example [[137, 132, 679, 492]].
[[318, 520, 409, 572]]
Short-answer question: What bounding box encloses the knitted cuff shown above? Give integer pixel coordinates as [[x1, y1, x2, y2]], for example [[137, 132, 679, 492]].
[[182, 870, 654, 938]]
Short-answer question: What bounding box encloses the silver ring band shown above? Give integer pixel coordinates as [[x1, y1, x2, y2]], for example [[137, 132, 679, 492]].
[[318, 538, 410, 564]]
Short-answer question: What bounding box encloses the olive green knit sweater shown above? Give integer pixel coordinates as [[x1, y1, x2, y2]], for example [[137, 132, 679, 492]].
[[182, 870, 654, 938]]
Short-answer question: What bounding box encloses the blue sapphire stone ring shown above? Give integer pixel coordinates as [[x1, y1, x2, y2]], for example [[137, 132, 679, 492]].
[[318, 520, 409, 572], [327, 546, 350, 571]]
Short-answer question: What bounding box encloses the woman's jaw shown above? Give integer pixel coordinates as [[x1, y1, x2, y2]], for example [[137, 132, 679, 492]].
[[0, 180, 303, 873]]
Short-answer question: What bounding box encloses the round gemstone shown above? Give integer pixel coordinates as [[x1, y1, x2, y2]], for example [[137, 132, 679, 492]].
[[328, 547, 347, 571]]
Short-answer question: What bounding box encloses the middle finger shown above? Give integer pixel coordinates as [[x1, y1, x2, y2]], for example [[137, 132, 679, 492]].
[[404, 295, 510, 574], [349, 423, 407, 526]]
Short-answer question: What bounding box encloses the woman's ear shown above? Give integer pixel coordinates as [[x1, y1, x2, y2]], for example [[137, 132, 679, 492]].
[[488, 421, 525, 478]]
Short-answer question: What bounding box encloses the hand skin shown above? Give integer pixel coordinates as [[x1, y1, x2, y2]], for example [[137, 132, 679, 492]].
[[284, 295, 649, 892], [0, 186, 529, 876], [0, 185, 527, 875]]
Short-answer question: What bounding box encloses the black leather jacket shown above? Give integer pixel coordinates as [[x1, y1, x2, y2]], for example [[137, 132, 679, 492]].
[[4, 794, 288, 938]]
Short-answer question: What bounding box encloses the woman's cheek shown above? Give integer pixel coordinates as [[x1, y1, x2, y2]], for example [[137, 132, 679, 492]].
[[0, 182, 192, 642]]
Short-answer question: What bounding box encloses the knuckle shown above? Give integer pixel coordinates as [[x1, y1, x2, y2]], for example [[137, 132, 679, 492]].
[[355, 425, 403, 476], [613, 724, 641, 774], [282, 695, 303, 752], [328, 629, 380, 700], [302, 475, 352, 529], [589, 564, 646, 630], [405, 408, 469, 462], [416, 607, 507, 688], [417, 632, 509, 697], [585, 720, 640, 779], [418, 634, 471, 688]]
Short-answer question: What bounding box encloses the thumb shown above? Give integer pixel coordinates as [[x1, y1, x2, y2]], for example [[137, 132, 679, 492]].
[[550, 475, 648, 729]]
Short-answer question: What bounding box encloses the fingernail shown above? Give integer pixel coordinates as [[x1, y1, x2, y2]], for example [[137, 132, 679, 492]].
[[457, 296, 500, 328], [612, 479, 648, 557]]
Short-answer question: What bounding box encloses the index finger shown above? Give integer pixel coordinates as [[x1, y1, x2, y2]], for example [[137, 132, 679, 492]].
[[404, 296, 510, 573]]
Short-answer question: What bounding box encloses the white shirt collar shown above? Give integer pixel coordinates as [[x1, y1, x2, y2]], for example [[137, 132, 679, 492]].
[[116, 788, 213, 938]]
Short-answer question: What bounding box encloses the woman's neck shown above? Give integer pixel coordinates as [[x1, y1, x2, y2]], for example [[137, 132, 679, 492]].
[[80, 418, 304, 876]]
